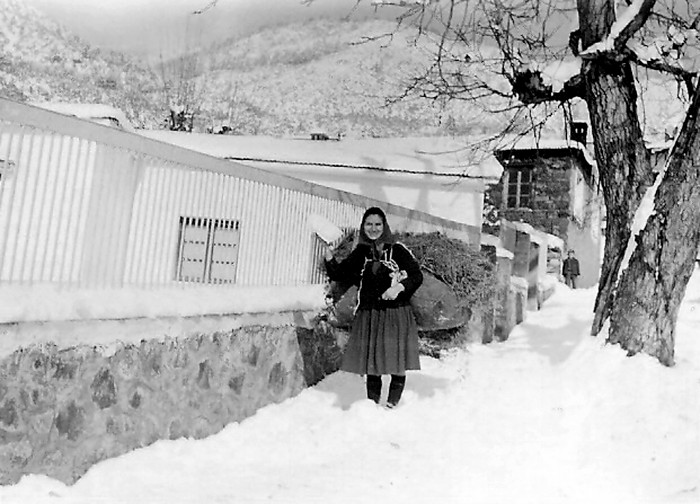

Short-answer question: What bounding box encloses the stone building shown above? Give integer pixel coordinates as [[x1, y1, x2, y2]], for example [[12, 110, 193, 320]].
[[484, 127, 603, 288]]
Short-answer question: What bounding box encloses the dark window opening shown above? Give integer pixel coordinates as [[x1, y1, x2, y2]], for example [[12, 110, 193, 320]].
[[505, 167, 534, 209]]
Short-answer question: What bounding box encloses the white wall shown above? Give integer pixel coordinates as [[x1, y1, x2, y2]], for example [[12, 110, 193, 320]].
[[0, 132, 477, 290], [242, 160, 486, 228], [0, 133, 97, 284], [0, 101, 481, 292], [137, 131, 493, 230]]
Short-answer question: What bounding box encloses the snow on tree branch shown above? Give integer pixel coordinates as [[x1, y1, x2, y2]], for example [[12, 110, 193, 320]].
[[510, 57, 584, 104], [573, 0, 699, 94], [626, 48, 696, 95], [580, 0, 655, 56], [625, 25, 700, 94], [613, 0, 656, 51], [510, 64, 584, 104]]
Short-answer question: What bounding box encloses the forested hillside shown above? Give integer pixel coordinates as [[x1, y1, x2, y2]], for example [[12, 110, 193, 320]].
[[186, 18, 516, 137], [1, 0, 685, 140], [0, 0, 162, 128]]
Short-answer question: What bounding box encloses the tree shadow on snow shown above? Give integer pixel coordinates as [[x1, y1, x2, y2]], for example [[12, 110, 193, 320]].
[[314, 369, 451, 410], [522, 319, 584, 365], [496, 313, 590, 365]]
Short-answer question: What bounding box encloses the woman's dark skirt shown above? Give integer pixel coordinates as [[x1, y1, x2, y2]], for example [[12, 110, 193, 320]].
[[341, 304, 421, 375]]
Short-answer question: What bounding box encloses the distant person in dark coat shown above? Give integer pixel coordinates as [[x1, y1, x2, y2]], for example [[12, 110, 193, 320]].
[[323, 207, 423, 408], [562, 249, 580, 289]]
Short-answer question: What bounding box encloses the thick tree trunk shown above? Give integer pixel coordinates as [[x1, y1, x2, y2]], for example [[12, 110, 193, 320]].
[[609, 88, 700, 366], [577, 0, 654, 334], [585, 60, 653, 334]]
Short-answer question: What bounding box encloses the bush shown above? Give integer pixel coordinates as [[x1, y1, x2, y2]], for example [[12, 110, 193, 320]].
[[396, 232, 496, 355], [324, 230, 496, 308], [394, 231, 496, 310]]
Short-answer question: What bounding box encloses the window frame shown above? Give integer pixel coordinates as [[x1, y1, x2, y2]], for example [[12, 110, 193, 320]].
[[505, 166, 534, 209], [175, 216, 240, 284]]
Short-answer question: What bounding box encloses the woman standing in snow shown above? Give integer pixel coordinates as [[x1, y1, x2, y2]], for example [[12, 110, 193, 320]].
[[324, 207, 423, 408]]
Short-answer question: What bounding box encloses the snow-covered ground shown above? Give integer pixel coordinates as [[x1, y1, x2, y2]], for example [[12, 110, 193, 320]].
[[2, 271, 700, 503]]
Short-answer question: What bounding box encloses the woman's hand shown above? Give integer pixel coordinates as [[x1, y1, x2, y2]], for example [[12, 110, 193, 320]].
[[381, 283, 405, 300], [323, 245, 334, 261]]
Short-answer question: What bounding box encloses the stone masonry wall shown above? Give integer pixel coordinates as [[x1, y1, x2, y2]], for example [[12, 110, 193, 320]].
[[0, 323, 335, 486], [494, 254, 515, 342], [486, 156, 572, 238]]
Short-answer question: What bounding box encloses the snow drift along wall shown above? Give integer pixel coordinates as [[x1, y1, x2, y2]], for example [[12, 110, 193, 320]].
[[0, 316, 346, 486]]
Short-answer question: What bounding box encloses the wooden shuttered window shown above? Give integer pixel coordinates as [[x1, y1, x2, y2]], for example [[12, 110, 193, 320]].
[[176, 216, 240, 284]]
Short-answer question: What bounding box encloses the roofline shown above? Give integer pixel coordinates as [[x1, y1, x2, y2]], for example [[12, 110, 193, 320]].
[[495, 146, 594, 169], [224, 156, 494, 180]]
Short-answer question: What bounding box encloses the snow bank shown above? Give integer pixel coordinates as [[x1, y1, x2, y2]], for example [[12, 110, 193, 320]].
[[0, 284, 327, 324], [3, 271, 700, 502]]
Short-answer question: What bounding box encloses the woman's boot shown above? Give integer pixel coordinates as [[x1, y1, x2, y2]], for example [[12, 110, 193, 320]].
[[366, 375, 382, 403], [387, 374, 406, 408]]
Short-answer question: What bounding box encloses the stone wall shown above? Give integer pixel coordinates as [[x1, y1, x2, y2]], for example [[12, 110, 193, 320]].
[[296, 321, 347, 387], [494, 254, 515, 342], [547, 247, 563, 278], [487, 156, 573, 237], [486, 151, 603, 288], [510, 276, 529, 325], [0, 316, 346, 486]]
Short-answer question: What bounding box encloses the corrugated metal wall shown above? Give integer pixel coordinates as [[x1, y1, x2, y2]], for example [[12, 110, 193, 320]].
[[0, 99, 480, 292]]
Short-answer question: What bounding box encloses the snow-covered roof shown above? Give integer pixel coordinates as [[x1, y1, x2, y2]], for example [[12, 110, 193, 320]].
[[29, 102, 135, 132], [493, 135, 597, 170], [138, 131, 504, 181], [480, 233, 501, 247], [480, 231, 514, 259], [528, 229, 548, 246], [504, 221, 564, 249], [134, 130, 611, 188], [496, 247, 514, 259], [509, 220, 536, 234], [510, 276, 529, 290], [546, 233, 565, 250]]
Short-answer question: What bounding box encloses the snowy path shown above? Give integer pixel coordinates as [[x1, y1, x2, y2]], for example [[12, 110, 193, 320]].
[[2, 280, 700, 503]]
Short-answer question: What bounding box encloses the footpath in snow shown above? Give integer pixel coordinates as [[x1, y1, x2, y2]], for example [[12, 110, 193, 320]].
[[2, 275, 700, 504]]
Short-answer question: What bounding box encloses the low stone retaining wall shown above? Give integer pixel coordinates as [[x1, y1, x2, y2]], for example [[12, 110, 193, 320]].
[[0, 313, 346, 486], [510, 276, 529, 326]]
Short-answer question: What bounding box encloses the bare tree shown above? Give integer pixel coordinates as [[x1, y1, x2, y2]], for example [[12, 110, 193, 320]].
[[155, 17, 209, 132], [201, 0, 699, 364], [220, 79, 252, 134], [368, 0, 699, 365]]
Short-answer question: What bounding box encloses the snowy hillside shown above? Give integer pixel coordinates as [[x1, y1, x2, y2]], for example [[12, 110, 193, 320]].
[[175, 19, 522, 137], [0, 3, 688, 139], [161, 17, 690, 139], [0, 0, 162, 128]]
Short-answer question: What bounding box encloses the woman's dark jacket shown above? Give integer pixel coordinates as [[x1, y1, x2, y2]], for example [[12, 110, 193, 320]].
[[325, 242, 423, 311]]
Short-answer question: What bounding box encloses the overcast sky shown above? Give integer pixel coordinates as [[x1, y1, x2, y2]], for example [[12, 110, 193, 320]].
[[26, 0, 396, 59]]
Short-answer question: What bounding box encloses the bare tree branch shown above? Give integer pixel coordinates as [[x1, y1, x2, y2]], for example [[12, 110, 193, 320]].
[[625, 48, 697, 95], [192, 0, 218, 15], [614, 0, 658, 51], [511, 69, 585, 104], [691, 12, 700, 30]]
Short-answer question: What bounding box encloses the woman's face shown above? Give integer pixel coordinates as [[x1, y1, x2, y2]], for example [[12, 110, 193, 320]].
[[363, 214, 384, 241]]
